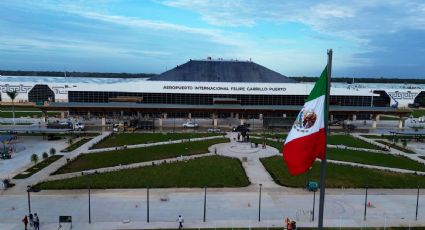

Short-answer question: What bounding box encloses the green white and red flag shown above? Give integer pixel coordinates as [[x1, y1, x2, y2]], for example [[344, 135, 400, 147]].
[[283, 66, 328, 175]]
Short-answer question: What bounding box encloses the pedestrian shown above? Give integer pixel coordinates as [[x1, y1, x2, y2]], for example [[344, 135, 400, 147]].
[[34, 213, 39, 230], [22, 215, 28, 230], [29, 213, 34, 228], [177, 214, 184, 229]]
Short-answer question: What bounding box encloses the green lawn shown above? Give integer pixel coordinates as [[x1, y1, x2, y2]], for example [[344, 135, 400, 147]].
[[375, 140, 416, 154], [0, 106, 40, 111], [253, 135, 380, 150], [91, 132, 224, 149], [36, 155, 249, 189], [412, 109, 425, 118], [253, 139, 425, 171], [54, 138, 229, 174], [261, 156, 425, 188], [379, 115, 400, 120], [61, 138, 92, 152], [254, 133, 287, 139], [13, 155, 63, 179], [327, 148, 425, 171], [0, 111, 59, 118], [327, 135, 380, 150]]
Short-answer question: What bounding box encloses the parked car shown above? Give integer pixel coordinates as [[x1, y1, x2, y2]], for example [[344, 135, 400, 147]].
[[207, 128, 221, 132], [182, 121, 199, 128]]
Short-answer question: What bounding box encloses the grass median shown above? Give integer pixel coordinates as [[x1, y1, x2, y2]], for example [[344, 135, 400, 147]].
[[0, 111, 60, 118], [253, 134, 380, 150], [253, 139, 425, 171], [13, 155, 63, 179], [91, 132, 224, 149], [261, 156, 425, 188], [36, 155, 249, 189], [54, 138, 229, 174], [61, 138, 92, 152]]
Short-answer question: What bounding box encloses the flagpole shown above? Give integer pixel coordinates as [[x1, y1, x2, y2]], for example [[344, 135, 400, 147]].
[[318, 49, 332, 230]]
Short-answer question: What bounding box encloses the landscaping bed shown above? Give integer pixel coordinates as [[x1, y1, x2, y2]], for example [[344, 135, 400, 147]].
[[375, 140, 416, 154], [61, 138, 92, 152], [253, 135, 380, 150], [36, 155, 249, 189], [253, 139, 425, 171], [91, 132, 223, 149], [261, 156, 425, 188], [13, 155, 63, 179], [54, 138, 229, 174]]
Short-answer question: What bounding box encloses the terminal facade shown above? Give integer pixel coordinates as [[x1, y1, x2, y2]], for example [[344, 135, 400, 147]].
[[0, 59, 420, 128]]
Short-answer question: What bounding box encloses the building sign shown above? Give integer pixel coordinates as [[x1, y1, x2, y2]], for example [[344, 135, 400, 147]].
[[163, 85, 286, 92]]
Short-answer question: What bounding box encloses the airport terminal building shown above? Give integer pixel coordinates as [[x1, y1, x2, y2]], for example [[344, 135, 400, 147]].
[[0, 59, 421, 128]]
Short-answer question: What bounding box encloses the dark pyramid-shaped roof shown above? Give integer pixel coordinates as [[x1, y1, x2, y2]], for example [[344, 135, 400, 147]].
[[149, 60, 297, 83]]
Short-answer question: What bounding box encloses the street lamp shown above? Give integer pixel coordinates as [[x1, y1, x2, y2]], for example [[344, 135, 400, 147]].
[[26, 186, 32, 215]]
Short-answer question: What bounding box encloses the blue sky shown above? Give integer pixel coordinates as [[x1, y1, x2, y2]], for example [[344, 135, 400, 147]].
[[0, 0, 424, 78]]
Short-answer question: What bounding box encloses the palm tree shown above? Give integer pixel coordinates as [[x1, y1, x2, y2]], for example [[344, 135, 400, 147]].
[[6, 90, 18, 125]]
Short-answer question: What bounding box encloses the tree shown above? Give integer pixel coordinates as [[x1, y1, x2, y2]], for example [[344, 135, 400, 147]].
[[42, 152, 48, 160], [31, 153, 39, 165], [49, 147, 56, 156], [6, 90, 18, 125]]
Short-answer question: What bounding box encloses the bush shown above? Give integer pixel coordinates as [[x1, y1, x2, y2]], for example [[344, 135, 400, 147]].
[[42, 152, 48, 160], [31, 154, 39, 164], [49, 148, 56, 156]]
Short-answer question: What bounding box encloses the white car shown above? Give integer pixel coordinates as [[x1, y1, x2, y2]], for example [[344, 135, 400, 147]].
[[182, 122, 199, 128], [207, 128, 221, 133]]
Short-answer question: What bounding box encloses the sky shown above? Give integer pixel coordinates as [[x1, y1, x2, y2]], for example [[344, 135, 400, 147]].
[[0, 0, 424, 78]]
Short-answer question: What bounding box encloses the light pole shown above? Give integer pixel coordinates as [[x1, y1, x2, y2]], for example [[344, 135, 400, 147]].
[[203, 186, 207, 222], [88, 186, 91, 224], [364, 186, 368, 221], [258, 184, 262, 222], [416, 186, 420, 221], [147, 186, 150, 223], [312, 190, 316, 221], [26, 186, 32, 215]]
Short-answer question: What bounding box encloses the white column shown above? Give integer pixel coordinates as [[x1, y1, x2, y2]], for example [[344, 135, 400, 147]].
[[376, 114, 380, 121], [163, 113, 168, 119], [398, 118, 404, 129], [352, 114, 357, 121], [372, 115, 377, 129], [235, 113, 239, 119], [330, 114, 334, 122], [259, 114, 263, 120], [60, 112, 65, 119], [240, 119, 245, 125], [213, 118, 218, 128], [188, 113, 192, 120]]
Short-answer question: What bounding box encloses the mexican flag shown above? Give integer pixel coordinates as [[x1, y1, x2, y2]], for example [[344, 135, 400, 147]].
[[283, 66, 328, 176]]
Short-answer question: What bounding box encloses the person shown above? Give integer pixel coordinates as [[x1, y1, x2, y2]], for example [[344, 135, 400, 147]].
[[177, 215, 184, 229], [34, 213, 39, 230], [22, 215, 28, 230], [29, 213, 34, 228]]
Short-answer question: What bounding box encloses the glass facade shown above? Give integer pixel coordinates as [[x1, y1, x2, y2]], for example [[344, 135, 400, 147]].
[[68, 91, 377, 107], [28, 84, 55, 103]]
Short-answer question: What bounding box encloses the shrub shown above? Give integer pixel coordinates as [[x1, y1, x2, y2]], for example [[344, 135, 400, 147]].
[[31, 154, 39, 164], [42, 152, 48, 160], [49, 148, 56, 156]]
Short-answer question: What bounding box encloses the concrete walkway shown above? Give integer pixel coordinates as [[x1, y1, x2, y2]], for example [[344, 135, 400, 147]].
[[354, 133, 425, 165], [3, 132, 111, 195], [214, 132, 280, 188]]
